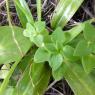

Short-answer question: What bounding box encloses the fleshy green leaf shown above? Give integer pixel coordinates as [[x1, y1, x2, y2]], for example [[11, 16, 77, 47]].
[[74, 40, 91, 56], [30, 34, 44, 47], [45, 43, 57, 53], [68, 34, 84, 48], [23, 23, 35, 37], [89, 42, 95, 54], [82, 54, 95, 74], [49, 54, 63, 71], [52, 63, 66, 80], [63, 45, 79, 61], [63, 24, 83, 44], [34, 47, 50, 63], [83, 23, 95, 41], [34, 21, 45, 33], [51, 27, 64, 43], [23, 22, 46, 47]]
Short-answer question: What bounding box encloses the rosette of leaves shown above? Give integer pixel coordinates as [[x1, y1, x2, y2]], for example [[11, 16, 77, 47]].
[[34, 27, 64, 71], [33, 23, 83, 72], [24, 23, 64, 71]]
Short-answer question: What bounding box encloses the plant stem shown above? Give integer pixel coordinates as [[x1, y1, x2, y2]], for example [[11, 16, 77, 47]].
[[6, 0, 11, 26], [37, 0, 42, 21]]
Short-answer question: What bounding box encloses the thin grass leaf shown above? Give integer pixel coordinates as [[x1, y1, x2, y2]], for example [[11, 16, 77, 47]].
[[14, 63, 51, 95], [64, 62, 95, 95], [14, 0, 34, 27], [51, 0, 84, 28], [15, 3, 27, 28], [62, 23, 84, 44]]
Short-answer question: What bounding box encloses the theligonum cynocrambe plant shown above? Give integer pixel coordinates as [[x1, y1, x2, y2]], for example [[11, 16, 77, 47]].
[[0, 0, 95, 95]]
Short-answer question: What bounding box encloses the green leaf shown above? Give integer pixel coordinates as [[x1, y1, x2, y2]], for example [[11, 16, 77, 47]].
[[14, 0, 34, 26], [51, 0, 84, 28], [69, 34, 84, 48], [15, 63, 51, 95], [0, 59, 21, 95], [34, 47, 50, 63], [30, 34, 44, 47], [3, 87, 14, 95], [63, 45, 79, 61], [0, 26, 31, 64], [83, 23, 95, 41], [52, 63, 66, 80], [49, 54, 63, 71], [45, 42, 63, 54], [35, 21, 45, 33], [2, 53, 33, 95], [23, 23, 35, 37], [63, 62, 95, 95], [0, 26, 32, 94], [23, 22, 46, 47], [82, 54, 95, 74], [31, 63, 51, 95], [43, 34, 51, 43], [89, 42, 95, 54], [15, 3, 27, 28], [74, 40, 91, 56], [45, 43, 57, 53], [17, 52, 35, 72], [51, 27, 64, 43], [63, 24, 83, 44]]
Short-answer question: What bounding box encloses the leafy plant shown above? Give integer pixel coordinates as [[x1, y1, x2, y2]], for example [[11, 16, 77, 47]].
[[0, 0, 95, 95]]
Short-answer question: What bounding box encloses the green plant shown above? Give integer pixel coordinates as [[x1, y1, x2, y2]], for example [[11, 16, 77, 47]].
[[0, 0, 95, 95]]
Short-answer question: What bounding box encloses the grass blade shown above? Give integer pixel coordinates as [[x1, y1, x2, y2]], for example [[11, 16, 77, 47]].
[[64, 62, 95, 95], [14, 0, 34, 27], [15, 63, 51, 95], [51, 0, 84, 28]]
